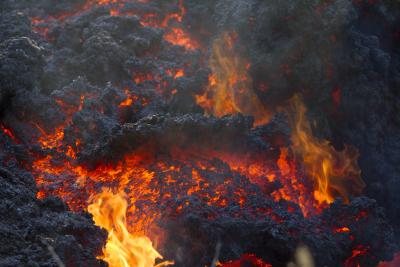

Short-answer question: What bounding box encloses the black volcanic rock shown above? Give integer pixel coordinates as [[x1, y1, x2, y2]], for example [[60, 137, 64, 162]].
[[0, 12, 35, 43], [0, 37, 44, 112], [161, 194, 397, 267], [0, 164, 107, 267]]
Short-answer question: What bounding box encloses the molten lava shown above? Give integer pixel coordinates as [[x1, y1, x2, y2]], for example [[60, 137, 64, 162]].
[[344, 245, 369, 267], [88, 189, 173, 267], [164, 27, 199, 51], [218, 254, 272, 267], [30, 0, 199, 51], [334, 226, 351, 233], [21, 1, 382, 266], [196, 32, 270, 126], [272, 147, 316, 215], [287, 95, 365, 205]]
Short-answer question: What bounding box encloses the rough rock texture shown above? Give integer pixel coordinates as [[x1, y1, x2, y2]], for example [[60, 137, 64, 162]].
[[162, 196, 396, 267], [0, 163, 107, 267]]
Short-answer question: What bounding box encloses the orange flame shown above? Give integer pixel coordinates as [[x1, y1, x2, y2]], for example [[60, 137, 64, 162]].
[[288, 95, 365, 205], [196, 32, 270, 126], [88, 189, 173, 267]]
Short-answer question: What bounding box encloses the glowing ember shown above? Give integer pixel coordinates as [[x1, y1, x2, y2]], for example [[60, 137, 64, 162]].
[[119, 97, 133, 107], [218, 254, 272, 267], [196, 32, 270, 126], [334, 227, 350, 233], [1, 124, 17, 141], [30, 0, 201, 52], [272, 147, 317, 216], [164, 27, 199, 50], [174, 69, 184, 79], [119, 89, 136, 107], [344, 245, 369, 267], [30, 17, 51, 38], [35, 124, 65, 150]]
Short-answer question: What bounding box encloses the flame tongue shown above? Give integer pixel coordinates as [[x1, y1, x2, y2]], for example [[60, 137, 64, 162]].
[[288, 95, 365, 205], [88, 189, 173, 267], [196, 32, 271, 126]]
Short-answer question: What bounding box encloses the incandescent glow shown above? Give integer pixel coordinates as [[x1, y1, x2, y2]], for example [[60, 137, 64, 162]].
[[344, 245, 369, 267], [334, 226, 350, 233], [218, 254, 272, 267], [164, 27, 199, 50], [1, 124, 17, 141]]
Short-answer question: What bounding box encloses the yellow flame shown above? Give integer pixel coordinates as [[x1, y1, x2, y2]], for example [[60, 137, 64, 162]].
[[196, 32, 270, 126], [88, 189, 173, 267], [288, 95, 365, 204]]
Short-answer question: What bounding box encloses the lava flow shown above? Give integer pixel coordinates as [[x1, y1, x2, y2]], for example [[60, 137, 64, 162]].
[[30, 0, 199, 51], [218, 254, 272, 267], [1, 0, 399, 267]]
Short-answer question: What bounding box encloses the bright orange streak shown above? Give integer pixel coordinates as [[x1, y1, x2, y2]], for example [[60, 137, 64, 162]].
[[334, 227, 350, 233], [174, 69, 184, 79], [119, 98, 133, 107]]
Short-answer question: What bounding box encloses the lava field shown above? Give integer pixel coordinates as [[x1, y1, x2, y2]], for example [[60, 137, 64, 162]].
[[0, 0, 400, 267]]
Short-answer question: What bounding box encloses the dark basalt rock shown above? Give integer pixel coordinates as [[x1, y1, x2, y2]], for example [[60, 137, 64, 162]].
[[0, 164, 107, 267], [0, 36, 44, 112]]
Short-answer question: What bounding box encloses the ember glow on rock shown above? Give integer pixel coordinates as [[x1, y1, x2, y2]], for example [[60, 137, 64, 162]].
[[30, 0, 198, 51], [218, 254, 272, 267], [164, 27, 199, 50]]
